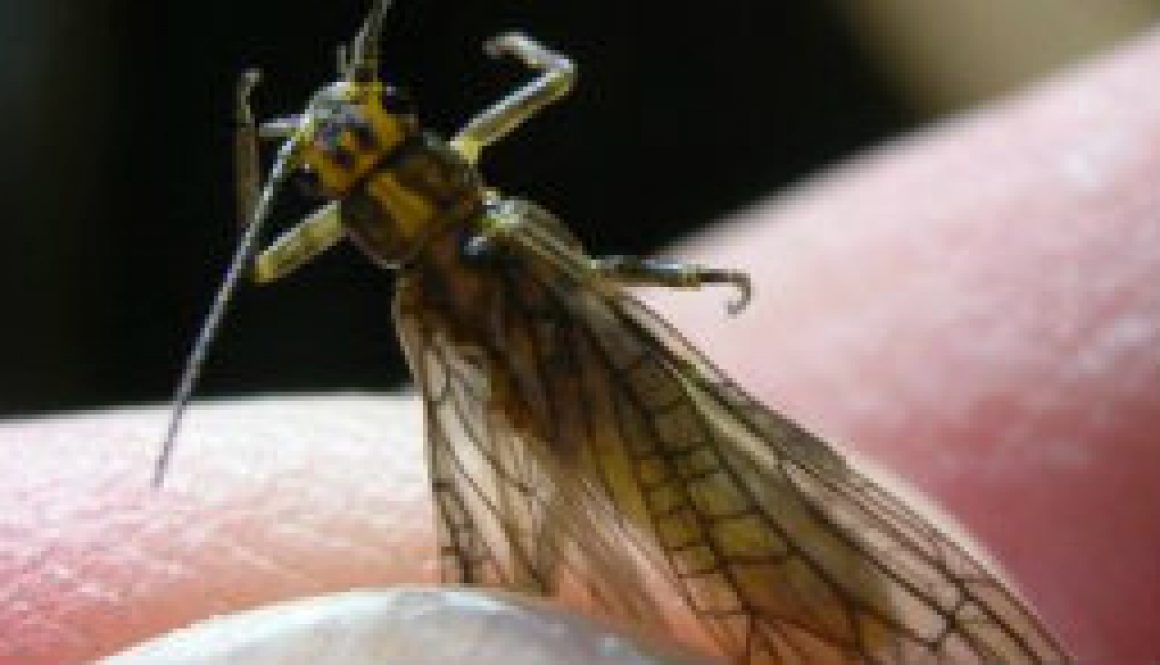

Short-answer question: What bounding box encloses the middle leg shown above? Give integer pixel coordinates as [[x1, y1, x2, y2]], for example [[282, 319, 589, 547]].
[[591, 255, 753, 315], [451, 33, 576, 164]]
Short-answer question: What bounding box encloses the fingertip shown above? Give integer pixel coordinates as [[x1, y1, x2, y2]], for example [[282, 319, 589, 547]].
[[97, 588, 717, 665]]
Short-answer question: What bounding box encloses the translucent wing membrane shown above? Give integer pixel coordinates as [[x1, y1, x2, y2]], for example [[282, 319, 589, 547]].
[[396, 245, 669, 624], [394, 200, 1068, 665]]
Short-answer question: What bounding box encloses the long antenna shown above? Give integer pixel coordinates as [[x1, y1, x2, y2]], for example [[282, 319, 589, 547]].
[[350, 0, 394, 80], [153, 138, 300, 487]]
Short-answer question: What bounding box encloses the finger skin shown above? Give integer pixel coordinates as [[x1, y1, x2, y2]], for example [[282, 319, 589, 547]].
[[4, 28, 1160, 665], [0, 397, 437, 665]]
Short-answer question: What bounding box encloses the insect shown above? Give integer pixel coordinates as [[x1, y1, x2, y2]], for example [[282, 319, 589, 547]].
[[156, 2, 1071, 663]]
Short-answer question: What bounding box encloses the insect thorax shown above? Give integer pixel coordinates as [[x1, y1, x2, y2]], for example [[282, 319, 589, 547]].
[[300, 80, 487, 267]]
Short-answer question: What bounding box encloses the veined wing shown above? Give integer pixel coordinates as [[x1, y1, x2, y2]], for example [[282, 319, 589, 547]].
[[394, 199, 1070, 665], [395, 228, 669, 624]]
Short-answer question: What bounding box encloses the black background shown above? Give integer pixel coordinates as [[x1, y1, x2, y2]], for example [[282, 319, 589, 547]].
[[0, 0, 910, 415]]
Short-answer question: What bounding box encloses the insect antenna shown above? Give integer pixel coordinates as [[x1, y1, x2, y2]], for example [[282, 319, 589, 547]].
[[349, 0, 394, 80], [153, 138, 301, 487]]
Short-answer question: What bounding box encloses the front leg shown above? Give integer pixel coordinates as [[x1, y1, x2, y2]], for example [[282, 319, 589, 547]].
[[235, 69, 262, 234], [451, 33, 576, 164], [252, 202, 344, 284], [234, 69, 344, 284], [591, 255, 753, 315]]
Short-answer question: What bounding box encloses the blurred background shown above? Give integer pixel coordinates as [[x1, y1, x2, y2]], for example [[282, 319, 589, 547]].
[[1, 0, 1157, 415]]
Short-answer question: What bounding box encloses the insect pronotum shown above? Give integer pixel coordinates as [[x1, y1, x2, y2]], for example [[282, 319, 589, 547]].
[[156, 2, 1071, 663]]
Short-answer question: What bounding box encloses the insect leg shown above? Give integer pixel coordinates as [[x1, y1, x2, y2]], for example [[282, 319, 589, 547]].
[[258, 116, 302, 140], [591, 255, 753, 315], [235, 69, 262, 234], [450, 33, 575, 164], [251, 201, 345, 283], [233, 71, 341, 284]]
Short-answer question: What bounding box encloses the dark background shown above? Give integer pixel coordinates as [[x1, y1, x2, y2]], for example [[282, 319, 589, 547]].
[[0, 0, 916, 415]]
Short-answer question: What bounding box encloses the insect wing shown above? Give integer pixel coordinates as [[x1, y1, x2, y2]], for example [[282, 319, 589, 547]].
[[395, 200, 1068, 665], [396, 247, 670, 625]]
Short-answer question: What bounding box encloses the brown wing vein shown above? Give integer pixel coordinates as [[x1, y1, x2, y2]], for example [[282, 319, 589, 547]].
[[415, 282, 668, 619], [427, 328, 551, 589], [392, 201, 1068, 664], [512, 227, 935, 659], [529, 210, 1062, 662], [607, 293, 1040, 661], [565, 286, 881, 663], [607, 287, 1065, 662], [500, 259, 871, 660], [434, 382, 549, 589], [402, 314, 494, 584], [684, 366, 1055, 659]]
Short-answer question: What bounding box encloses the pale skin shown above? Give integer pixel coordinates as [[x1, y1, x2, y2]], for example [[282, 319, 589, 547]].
[[3, 27, 1160, 665]]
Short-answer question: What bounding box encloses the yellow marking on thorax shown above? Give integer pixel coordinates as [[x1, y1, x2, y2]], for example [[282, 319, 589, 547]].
[[364, 170, 435, 238]]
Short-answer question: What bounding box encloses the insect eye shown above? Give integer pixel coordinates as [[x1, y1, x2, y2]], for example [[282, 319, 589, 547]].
[[380, 86, 415, 115], [330, 145, 357, 168], [296, 166, 324, 198], [313, 118, 359, 168], [347, 116, 377, 149], [315, 120, 343, 147]]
